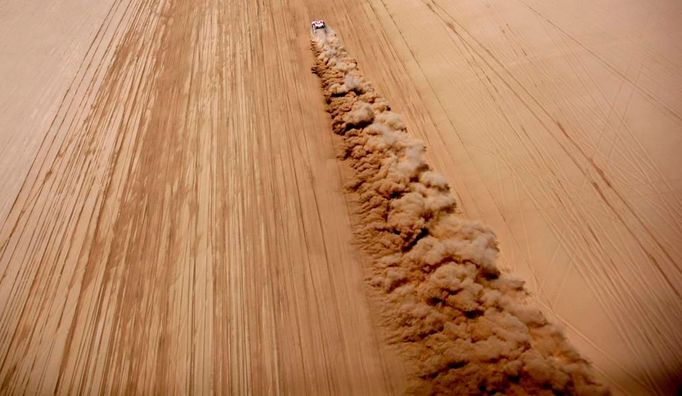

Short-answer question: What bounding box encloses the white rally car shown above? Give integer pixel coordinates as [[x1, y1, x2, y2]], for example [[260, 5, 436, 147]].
[[311, 19, 326, 32]]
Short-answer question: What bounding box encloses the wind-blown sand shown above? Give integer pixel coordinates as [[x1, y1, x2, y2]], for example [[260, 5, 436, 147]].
[[311, 27, 607, 394], [1, 0, 680, 394]]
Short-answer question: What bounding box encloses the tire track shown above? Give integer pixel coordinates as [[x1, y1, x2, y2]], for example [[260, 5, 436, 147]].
[[361, 1, 682, 393]]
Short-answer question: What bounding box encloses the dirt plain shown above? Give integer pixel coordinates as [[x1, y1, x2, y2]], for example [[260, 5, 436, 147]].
[[0, 0, 680, 394]]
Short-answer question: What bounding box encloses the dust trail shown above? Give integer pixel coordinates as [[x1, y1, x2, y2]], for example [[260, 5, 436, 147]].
[[310, 27, 608, 395]]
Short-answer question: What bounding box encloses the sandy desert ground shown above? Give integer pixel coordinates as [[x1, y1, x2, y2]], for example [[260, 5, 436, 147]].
[[1, 0, 680, 394]]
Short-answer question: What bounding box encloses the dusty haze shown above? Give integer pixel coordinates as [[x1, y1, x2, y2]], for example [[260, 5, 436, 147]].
[[312, 27, 607, 394], [1, 0, 681, 395]]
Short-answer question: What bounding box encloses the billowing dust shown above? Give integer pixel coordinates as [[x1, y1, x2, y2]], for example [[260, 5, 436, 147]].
[[311, 28, 608, 395]]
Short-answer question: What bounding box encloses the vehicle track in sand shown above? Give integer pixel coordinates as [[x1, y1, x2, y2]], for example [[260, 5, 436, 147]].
[[0, 0, 406, 394], [1, 0, 680, 394]]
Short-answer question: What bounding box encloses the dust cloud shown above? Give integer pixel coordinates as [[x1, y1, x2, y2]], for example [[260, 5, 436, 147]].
[[311, 27, 608, 395]]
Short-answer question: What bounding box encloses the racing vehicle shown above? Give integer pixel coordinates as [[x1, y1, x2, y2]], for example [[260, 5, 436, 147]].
[[311, 20, 326, 33]]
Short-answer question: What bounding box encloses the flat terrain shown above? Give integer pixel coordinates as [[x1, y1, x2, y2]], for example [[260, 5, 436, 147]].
[[1, 0, 680, 394]]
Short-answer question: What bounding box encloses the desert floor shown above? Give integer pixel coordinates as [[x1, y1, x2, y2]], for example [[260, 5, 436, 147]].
[[1, 0, 680, 394]]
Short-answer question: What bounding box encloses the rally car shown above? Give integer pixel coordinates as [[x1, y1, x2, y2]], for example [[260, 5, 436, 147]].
[[311, 20, 326, 32]]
